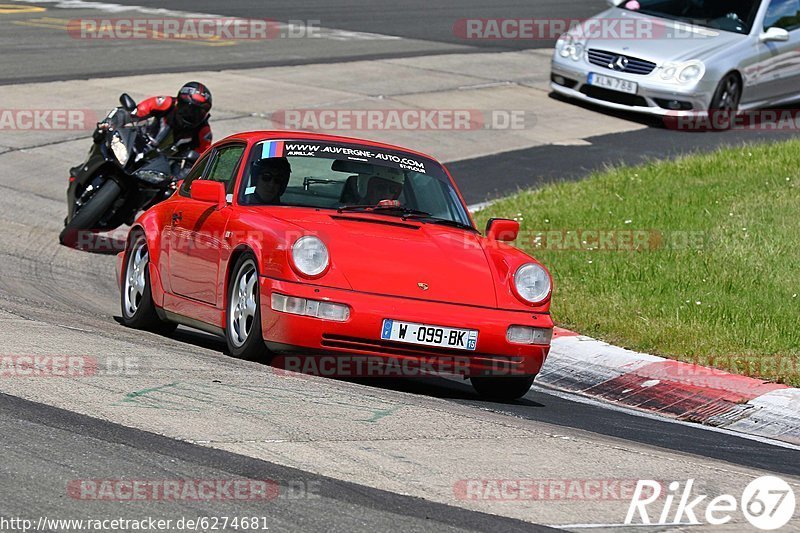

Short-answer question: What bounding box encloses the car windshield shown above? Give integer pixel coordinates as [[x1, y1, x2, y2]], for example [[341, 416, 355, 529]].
[[238, 140, 473, 228], [620, 0, 761, 34]]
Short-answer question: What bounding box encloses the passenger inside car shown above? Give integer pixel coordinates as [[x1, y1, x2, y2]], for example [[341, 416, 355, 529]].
[[338, 171, 405, 205]]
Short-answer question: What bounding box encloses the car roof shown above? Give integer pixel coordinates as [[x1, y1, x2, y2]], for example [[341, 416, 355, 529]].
[[216, 130, 442, 163]]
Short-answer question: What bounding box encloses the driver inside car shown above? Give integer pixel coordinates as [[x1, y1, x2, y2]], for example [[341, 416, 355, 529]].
[[246, 157, 292, 205]]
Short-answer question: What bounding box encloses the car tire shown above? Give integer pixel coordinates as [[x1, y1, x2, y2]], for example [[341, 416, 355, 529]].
[[471, 375, 536, 401], [59, 179, 121, 248], [226, 254, 268, 361], [708, 73, 742, 130], [120, 232, 176, 334]]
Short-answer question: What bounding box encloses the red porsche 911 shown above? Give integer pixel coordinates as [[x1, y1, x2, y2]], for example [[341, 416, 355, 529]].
[[117, 131, 553, 400]]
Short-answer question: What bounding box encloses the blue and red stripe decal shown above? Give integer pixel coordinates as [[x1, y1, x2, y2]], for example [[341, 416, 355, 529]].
[[261, 140, 285, 158]]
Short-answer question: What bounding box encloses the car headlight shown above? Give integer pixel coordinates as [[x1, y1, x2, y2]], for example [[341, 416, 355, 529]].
[[659, 60, 705, 84], [110, 133, 128, 165], [513, 263, 551, 304], [678, 61, 705, 83], [556, 34, 584, 61], [659, 63, 678, 80], [291, 236, 329, 277]]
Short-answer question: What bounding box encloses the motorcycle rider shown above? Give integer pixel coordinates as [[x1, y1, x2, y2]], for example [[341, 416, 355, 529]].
[[131, 81, 213, 155]]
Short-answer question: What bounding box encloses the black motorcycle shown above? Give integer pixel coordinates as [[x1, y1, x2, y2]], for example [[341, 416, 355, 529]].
[[59, 93, 198, 247]]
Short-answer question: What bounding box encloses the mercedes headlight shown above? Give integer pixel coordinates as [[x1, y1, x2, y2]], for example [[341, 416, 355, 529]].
[[659, 64, 677, 80], [678, 61, 705, 83], [513, 263, 551, 304], [291, 236, 329, 277], [110, 133, 129, 165], [556, 34, 584, 61], [659, 60, 705, 84]]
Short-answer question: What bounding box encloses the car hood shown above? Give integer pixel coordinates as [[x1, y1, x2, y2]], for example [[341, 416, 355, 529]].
[[275, 211, 499, 307], [579, 8, 748, 63]]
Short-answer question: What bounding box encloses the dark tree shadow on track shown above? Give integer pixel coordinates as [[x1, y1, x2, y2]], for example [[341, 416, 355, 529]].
[[337, 375, 546, 407], [113, 317, 230, 354]]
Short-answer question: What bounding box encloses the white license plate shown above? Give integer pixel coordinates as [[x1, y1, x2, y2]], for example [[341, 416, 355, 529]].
[[587, 73, 638, 95], [380, 319, 478, 351]]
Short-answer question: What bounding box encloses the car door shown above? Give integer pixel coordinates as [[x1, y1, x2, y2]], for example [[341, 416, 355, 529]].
[[749, 0, 800, 103], [167, 143, 246, 306], [160, 151, 210, 291]]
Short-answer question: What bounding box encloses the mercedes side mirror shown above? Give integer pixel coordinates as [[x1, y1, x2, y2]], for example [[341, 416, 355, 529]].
[[760, 27, 790, 43]]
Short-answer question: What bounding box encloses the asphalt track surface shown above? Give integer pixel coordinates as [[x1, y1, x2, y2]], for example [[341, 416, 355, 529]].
[[2, 0, 800, 531], [1, 392, 554, 532], [107, 0, 601, 49], [0, 0, 602, 84], [358, 378, 800, 478]]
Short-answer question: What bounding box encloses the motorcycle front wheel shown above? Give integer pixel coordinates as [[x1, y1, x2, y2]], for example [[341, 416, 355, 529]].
[[59, 179, 122, 248]]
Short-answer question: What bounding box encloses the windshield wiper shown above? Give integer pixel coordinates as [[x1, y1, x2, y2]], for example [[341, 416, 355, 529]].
[[336, 205, 476, 232], [337, 205, 431, 217]]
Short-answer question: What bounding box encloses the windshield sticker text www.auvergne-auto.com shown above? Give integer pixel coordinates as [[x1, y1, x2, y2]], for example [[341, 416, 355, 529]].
[[269, 140, 429, 174]]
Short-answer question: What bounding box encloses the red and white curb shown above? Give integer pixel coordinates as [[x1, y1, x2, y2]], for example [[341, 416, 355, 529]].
[[539, 328, 800, 446]]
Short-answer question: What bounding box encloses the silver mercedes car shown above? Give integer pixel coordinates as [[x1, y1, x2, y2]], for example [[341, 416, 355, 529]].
[[550, 0, 800, 117]]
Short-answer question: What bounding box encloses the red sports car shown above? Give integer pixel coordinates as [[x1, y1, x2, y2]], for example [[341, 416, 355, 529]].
[[117, 131, 553, 400]]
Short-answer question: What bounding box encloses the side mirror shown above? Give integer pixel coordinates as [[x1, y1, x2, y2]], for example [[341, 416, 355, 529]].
[[190, 180, 226, 210], [119, 93, 137, 112], [760, 27, 790, 43], [485, 218, 520, 242]]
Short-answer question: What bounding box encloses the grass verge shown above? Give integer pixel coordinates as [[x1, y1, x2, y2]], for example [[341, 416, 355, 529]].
[[476, 140, 800, 386]]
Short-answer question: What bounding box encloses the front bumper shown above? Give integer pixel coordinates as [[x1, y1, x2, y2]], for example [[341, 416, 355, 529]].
[[550, 58, 716, 117], [261, 278, 552, 377]]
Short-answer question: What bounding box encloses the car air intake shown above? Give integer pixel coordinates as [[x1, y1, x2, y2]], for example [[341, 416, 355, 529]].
[[587, 49, 656, 75], [654, 98, 694, 110], [551, 74, 579, 89]]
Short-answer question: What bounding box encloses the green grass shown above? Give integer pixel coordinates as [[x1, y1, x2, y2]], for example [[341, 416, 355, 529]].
[[476, 140, 800, 386]]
